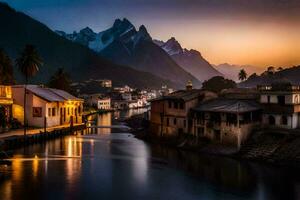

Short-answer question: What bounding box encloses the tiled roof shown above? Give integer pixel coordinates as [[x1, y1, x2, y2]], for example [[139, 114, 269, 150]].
[[193, 98, 261, 113], [151, 89, 208, 102], [16, 85, 82, 102]]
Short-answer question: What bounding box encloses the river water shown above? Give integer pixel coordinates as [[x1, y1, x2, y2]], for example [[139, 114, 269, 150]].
[[0, 108, 300, 200]]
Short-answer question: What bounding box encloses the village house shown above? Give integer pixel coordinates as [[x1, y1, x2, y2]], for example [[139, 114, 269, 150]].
[[149, 82, 217, 137], [12, 85, 83, 128], [97, 97, 111, 110], [0, 85, 13, 132], [258, 84, 300, 129], [191, 98, 261, 149]]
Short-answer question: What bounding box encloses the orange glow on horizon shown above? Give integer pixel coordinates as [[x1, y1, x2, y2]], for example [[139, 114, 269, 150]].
[[150, 19, 300, 68]]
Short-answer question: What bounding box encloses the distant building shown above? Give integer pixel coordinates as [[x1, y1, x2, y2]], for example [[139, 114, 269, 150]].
[[258, 84, 300, 129], [98, 98, 111, 110], [0, 85, 13, 131], [149, 82, 217, 137], [121, 92, 132, 101], [99, 79, 112, 88], [112, 100, 129, 110], [12, 85, 83, 128]]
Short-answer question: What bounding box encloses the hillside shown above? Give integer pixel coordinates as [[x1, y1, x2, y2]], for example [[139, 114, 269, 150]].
[[0, 3, 176, 89], [239, 65, 300, 88]]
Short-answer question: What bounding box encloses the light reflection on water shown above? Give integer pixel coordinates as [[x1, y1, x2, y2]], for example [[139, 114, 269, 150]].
[[0, 110, 300, 200]]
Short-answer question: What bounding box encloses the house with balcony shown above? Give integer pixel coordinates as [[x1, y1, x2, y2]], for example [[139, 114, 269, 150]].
[[258, 84, 300, 129], [0, 85, 13, 132], [191, 98, 261, 148], [149, 82, 217, 137]]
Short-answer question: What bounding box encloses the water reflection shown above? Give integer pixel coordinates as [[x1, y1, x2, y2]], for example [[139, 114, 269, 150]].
[[88, 108, 148, 134], [0, 111, 300, 200]]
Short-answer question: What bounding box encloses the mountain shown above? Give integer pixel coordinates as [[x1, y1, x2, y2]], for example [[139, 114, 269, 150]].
[[239, 65, 300, 88], [57, 19, 201, 87], [154, 37, 222, 82], [214, 63, 264, 82], [0, 2, 176, 89]]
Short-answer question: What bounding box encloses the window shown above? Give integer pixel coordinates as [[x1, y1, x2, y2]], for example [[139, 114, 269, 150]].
[[277, 96, 285, 105], [295, 95, 299, 104], [267, 95, 271, 103], [68, 107, 70, 115], [52, 108, 56, 116], [48, 108, 51, 117], [281, 116, 288, 125], [174, 102, 178, 109], [78, 106, 81, 114], [166, 118, 169, 126], [184, 120, 186, 128], [179, 103, 184, 109], [269, 115, 276, 125], [173, 118, 177, 125], [33, 107, 42, 117], [168, 101, 172, 108]]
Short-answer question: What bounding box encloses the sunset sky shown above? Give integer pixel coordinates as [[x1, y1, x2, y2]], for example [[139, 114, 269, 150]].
[[4, 0, 300, 68]]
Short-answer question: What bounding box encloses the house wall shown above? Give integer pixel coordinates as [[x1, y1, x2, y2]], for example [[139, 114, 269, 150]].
[[262, 113, 299, 129], [45, 102, 60, 127], [260, 93, 300, 105], [98, 99, 111, 110]]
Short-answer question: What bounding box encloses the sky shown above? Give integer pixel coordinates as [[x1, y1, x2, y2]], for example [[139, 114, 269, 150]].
[[3, 0, 300, 68]]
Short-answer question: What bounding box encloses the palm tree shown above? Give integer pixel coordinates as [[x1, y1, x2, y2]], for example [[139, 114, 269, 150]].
[[16, 45, 43, 137], [48, 68, 71, 92], [238, 69, 247, 82], [0, 49, 14, 84]]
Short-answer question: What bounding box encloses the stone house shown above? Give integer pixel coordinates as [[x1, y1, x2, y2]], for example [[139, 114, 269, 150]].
[[191, 98, 261, 149], [258, 85, 300, 129], [149, 83, 217, 137]]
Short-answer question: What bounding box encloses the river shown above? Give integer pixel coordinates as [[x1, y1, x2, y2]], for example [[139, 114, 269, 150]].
[[0, 108, 300, 200]]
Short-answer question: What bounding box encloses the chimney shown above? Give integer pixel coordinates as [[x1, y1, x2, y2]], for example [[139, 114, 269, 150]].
[[186, 80, 193, 91]]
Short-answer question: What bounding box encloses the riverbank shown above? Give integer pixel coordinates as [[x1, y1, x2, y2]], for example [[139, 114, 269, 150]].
[[124, 114, 300, 167], [0, 124, 85, 152]]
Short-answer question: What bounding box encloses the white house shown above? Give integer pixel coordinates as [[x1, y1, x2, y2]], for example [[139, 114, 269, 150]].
[[258, 85, 300, 129], [98, 98, 111, 110], [12, 85, 84, 128]]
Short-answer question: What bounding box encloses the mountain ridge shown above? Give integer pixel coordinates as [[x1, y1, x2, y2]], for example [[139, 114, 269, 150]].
[[154, 37, 222, 81], [0, 3, 176, 89], [57, 18, 201, 87]]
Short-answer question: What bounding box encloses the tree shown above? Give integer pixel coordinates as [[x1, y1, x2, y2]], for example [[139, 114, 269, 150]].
[[238, 69, 247, 81], [267, 66, 275, 75], [202, 76, 236, 93], [0, 49, 14, 84], [277, 67, 283, 71], [16, 45, 43, 137], [48, 68, 71, 92]]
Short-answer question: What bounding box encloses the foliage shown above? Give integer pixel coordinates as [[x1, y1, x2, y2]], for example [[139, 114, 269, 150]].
[[0, 49, 14, 84], [48, 68, 72, 92], [202, 76, 236, 93], [271, 81, 292, 91], [16, 44, 43, 82], [238, 69, 247, 81]]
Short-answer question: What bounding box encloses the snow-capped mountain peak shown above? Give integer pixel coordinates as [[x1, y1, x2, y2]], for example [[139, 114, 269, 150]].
[[155, 37, 183, 55]]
